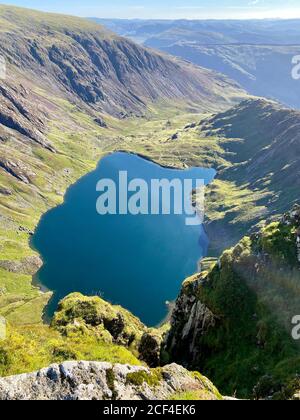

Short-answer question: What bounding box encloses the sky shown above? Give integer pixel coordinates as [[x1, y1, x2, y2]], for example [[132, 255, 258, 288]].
[[2, 0, 300, 19]]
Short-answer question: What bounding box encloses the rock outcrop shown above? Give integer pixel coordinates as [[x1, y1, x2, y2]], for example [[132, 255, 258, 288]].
[[51, 293, 147, 349], [164, 275, 216, 366], [0, 255, 43, 276], [0, 361, 222, 401], [0, 82, 54, 152], [138, 330, 163, 368], [164, 205, 300, 399]]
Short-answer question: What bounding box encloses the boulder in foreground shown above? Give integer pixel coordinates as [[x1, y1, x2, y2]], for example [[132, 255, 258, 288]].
[[0, 361, 222, 401]]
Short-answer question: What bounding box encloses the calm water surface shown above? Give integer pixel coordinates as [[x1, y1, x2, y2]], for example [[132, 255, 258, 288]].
[[32, 153, 215, 326]]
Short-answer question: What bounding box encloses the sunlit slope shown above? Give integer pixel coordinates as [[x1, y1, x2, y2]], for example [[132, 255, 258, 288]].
[[0, 6, 246, 324], [197, 99, 300, 252], [0, 6, 245, 118]]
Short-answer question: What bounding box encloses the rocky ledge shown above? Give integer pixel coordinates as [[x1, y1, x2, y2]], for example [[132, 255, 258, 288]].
[[0, 361, 222, 401]]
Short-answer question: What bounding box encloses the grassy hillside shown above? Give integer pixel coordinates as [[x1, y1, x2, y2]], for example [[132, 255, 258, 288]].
[[0, 6, 247, 325], [0, 292, 144, 377], [165, 205, 300, 399], [178, 99, 300, 254], [0, 5, 110, 33]]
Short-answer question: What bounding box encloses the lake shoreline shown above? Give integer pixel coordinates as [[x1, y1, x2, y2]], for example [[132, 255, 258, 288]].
[[30, 151, 215, 326]]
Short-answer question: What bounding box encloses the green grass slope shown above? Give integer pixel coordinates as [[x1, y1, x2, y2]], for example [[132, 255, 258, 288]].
[[0, 6, 247, 325], [165, 205, 300, 399], [190, 98, 300, 254]]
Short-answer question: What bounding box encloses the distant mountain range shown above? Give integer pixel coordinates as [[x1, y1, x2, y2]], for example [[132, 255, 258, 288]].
[[92, 18, 300, 108], [89, 19, 300, 45]]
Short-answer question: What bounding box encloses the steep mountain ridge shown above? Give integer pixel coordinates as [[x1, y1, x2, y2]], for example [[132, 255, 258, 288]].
[[0, 6, 246, 326], [0, 6, 244, 120]]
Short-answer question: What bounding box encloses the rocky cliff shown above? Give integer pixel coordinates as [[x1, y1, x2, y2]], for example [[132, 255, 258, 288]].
[[1, 208, 300, 399], [0, 6, 246, 192], [0, 361, 222, 401], [0, 5, 244, 122], [164, 205, 300, 399], [0, 5, 247, 325]]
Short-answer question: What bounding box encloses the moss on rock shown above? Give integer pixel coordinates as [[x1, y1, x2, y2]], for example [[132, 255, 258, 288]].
[[51, 293, 147, 349], [165, 207, 300, 399], [126, 368, 163, 387], [138, 329, 163, 368]]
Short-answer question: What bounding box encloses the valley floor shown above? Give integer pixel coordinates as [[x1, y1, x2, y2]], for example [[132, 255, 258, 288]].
[[0, 93, 288, 327], [0, 96, 222, 325]]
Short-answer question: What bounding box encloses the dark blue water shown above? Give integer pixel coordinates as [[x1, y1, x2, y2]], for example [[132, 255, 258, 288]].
[[32, 152, 215, 326]]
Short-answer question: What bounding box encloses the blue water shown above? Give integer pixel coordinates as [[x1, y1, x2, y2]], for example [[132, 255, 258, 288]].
[[32, 152, 215, 326]]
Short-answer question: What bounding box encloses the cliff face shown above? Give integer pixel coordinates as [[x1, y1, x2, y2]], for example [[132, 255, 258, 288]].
[[0, 291, 224, 401], [0, 361, 222, 401], [0, 5, 247, 327], [0, 6, 244, 120], [164, 277, 216, 367], [164, 205, 300, 399], [0, 6, 246, 187]]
